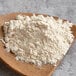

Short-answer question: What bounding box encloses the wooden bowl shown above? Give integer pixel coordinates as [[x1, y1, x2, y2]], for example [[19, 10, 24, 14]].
[[0, 12, 76, 76]]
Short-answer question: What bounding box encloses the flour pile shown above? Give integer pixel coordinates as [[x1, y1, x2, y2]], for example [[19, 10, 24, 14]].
[[3, 14, 74, 66]]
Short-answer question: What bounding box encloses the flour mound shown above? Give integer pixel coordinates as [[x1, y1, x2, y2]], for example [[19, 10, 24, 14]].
[[3, 14, 74, 66]]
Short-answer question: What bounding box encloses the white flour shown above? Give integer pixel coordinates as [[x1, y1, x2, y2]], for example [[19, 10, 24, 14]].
[[3, 14, 74, 66]]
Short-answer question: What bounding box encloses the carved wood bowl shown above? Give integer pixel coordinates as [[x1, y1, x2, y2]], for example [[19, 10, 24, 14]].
[[0, 13, 76, 76]]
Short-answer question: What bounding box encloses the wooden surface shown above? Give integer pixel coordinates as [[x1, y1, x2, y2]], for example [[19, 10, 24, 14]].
[[0, 13, 76, 76]]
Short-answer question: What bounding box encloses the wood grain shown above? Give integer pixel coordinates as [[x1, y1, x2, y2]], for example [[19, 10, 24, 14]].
[[0, 12, 76, 76]]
